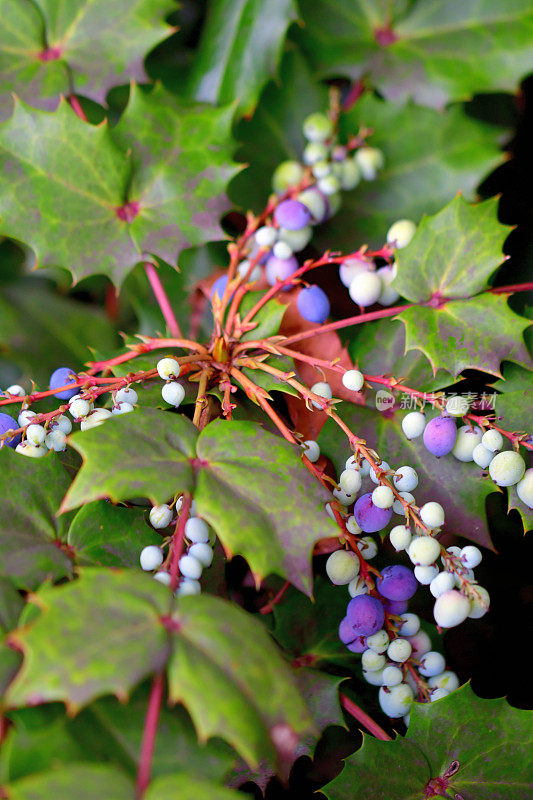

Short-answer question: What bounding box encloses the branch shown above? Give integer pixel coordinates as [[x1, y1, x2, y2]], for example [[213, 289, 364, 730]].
[[144, 261, 183, 338], [136, 672, 165, 799]]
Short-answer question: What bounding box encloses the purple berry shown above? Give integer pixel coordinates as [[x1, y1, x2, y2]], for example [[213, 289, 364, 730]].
[[210, 275, 233, 302], [423, 415, 458, 457], [339, 617, 355, 644], [274, 199, 312, 231], [353, 492, 393, 533], [265, 255, 299, 290], [347, 636, 369, 653], [0, 412, 21, 448], [346, 595, 385, 636], [377, 565, 417, 601], [384, 599, 409, 615], [297, 285, 330, 324], [49, 367, 78, 400]]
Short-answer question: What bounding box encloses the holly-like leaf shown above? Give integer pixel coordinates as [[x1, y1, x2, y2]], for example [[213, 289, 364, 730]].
[[67, 501, 161, 567], [324, 684, 533, 800], [195, 419, 335, 595], [317, 97, 505, 251], [167, 593, 314, 767], [397, 293, 532, 378], [392, 196, 509, 302], [5, 570, 171, 712], [295, 0, 533, 108], [60, 408, 198, 513], [187, 0, 298, 117], [0, 90, 238, 285], [0, 279, 119, 387], [508, 485, 533, 534], [318, 404, 495, 550], [0, 577, 23, 635], [145, 774, 244, 800], [0, 0, 173, 116], [0, 450, 73, 589], [5, 763, 133, 800], [493, 363, 533, 433]]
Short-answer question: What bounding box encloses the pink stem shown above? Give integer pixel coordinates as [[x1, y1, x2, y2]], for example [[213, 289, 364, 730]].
[[259, 580, 290, 615], [136, 672, 165, 799], [340, 693, 392, 741], [169, 494, 192, 592], [282, 303, 413, 347], [68, 94, 88, 122], [144, 262, 183, 338]]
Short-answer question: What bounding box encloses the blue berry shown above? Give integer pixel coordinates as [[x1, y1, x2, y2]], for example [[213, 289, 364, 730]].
[[346, 595, 385, 636], [353, 492, 393, 533], [377, 565, 418, 601], [0, 412, 22, 448], [210, 275, 232, 302], [297, 285, 330, 324], [265, 255, 298, 289], [273, 200, 312, 231], [423, 415, 458, 457], [49, 367, 78, 400]]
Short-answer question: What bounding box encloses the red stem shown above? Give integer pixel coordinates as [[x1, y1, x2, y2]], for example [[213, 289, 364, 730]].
[[340, 693, 392, 741], [144, 262, 183, 338], [259, 580, 290, 614], [281, 303, 413, 347], [68, 94, 88, 121], [136, 672, 165, 799], [169, 494, 192, 592]]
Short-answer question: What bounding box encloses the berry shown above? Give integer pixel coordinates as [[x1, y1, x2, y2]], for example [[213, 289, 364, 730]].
[[179, 554, 203, 580], [389, 525, 412, 552], [317, 175, 340, 195], [278, 225, 312, 252], [149, 504, 173, 529], [372, 485, 394, 508], [153, 571, 171, 586], [113, 401, 135, 415], [339, 257, 371, 288], [346, 594, 385, 636], [302, 440, 320, 463], [157, 357, 180, 380], [452, 425, 483, 462], [115, 387, 138, 405], [273, 240, 293, 259], [376, 265, 400, 306], [408, 535, 441, 566], [363, 667, 385, 686], [15, 442, 47, 458], [326, 550, 360, 585], [382, 665, 403, 687], [297, 188, 328, 223], [414, 564, 439, 585], [45, 429, 67, 452], [377, 565, 417, 601], [50, 414, 72, 434], [185, 517, 209, 543], [272, 160, 304, 193], [369, 461, 390, 484], [161, 382, 185, 407], [254, 225, 278, 248], [392, 491, 415, 515], [346, 516, 362, 536], [353, 493, 393, 532], [339, 468, 362, 495], [69, 397, 91, 419], [399, 613, 420, 636], [393, 466, 418, 492], [80, 409, 112, 431], [481, 429, 503, 452], [384, 598, 408, 615], [433, 590, 470, 628], [386, 219, 416, 249], [472, 443, 494, 468], [445, 395, 470, 417], [237, 260, 261, 283], [420, 502, 445, 529], [362, 650, 386, 672], [378, 683, 414, 718], [265, 255, 298, 288], [401, 411, 426, 440], [366, 629, 389, 654], [338, 617, 365, 647], [419, 651, 446, 677], [333, 487, 356, 506], [423, 415, 457, 456], [349, 271, 382, 306], [430, 688, 450, 702], [489, 451, 526, 487], [427, 671, 459, 693], [303, 141, 329, 165], [460, 545, 482, 569], [140, 546, 164, 571], [468, 586, 490, 619], [176, 579, 201, 597], [310, 381, 332, 408], [338, 158, 361, 190], [49, 367, 78, 400], [297, 285, 330, 324], [26, 424, 46, 445], [303, 112, 333, 142], [188, 542, 213, 568], [407, 630, 432, 657], [342, 369, 364, 392], [429, 571, 455, 598], [354, 147, 384, 181], [517, 468, 533, 509], [18, 409, 37, 427], [5, 384, 24, 396], [348, 576, 369, 597], [387, 638, 412, 663]]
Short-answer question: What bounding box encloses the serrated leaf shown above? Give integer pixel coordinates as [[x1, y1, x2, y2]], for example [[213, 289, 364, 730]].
[[493, 362, 533, 433], [397, 293, 532, 378], [167, 593, 313, 767], [61, 408, 198, 512], [318, 404, 495, 549], [392, 196, 509, 302], [187, 0, 298, 116], [195, 419, 335, 595], [5, 763, 133, 800], [295, 0, 533, 108], [67, 501, 161, 567], [0, 0, 173, 116], [324, 684, 533, 800], [508, 485, 533, 534], [5, 570, 171, 712], [0, 450, 73, 589], [317, 97, 505, 251], [146, 774, 244, 800], [0, 91, 238, 285]]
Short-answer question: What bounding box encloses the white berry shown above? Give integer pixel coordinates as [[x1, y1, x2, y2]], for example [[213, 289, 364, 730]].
[[460, 545, 482, 569], [399, 613, 420, 636], [472, 443, 494, 468], [445, 395, 470, 417], [433, 590, 471, 628], [387, 638, 412, 663], [349, 271, 382, 307], [372, 485, 394, 508], [185, 517, 209, 543], [348, 576, 369, 597], [310, 381, 332, 408], [157, 357, 180, 380], [115, 386, 138, 405], [113, 401, 135, 415], [401, 411, 426, 440], [140, 546, 164, 571], [357, 537, 378, 559], [408, 535, 441, 566], [414, 564, 440, 585], [149, 504, 173, 529], [418, 651, 446, 677], [342, 369, 364, 392], [45, 429, 67, 452], [430, 571, 455, 598], [302, 440, 320, 463], [481, 429, 503, 452], [366, 629, 389, 654], [326, 550, 360, 585], [393, 466, 418, 492], [362, 649, 386, 672], [80, 409, 112, 431], [26, 424, 46, 445], [386, 219, 416, 249], [517, 468, 533, 510], [489, 451, 526, 487], [69, 398, 91, 419], [179, 554, 203, 580], [340, 468, 362, 495], [389, 525, 412, 552], [162, 381, 185, 407], [452, 425, 483, 462], [419, 502, 445, 529], [15, 442, 47, 458], [18, 409, 37, 427], [50, 414, 72, 434]]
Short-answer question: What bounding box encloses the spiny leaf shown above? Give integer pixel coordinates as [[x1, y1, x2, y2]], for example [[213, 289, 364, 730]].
[[0, 0, 173, 115], [324, 684, 533, 800], [5, 763, 133, 799], [392, 196, 509, 302], [318, 404, 495, 550], [508, 485, 533, 533], [0, 450, 73, 590], [186, 0, 298, 116], [493, 362, 533, 433], [397, 293, 532, 378], [295, 0, 533, 108]]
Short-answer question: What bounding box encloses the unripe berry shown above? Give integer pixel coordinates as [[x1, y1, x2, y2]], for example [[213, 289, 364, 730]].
[[45, 429, 67, 452], [278, 225, 312, 252], [419, 502, 445, 529], [297, 188, 327, 224], [355, 147, 384, 180], [15, 442, 47, 458], [517, 468, 533, 510], [489, 451, 526, 487], [254, 225, 278, 248], [312, 159, 332, 180], [430, 688, 450, 702], [140, 546, 164, 571], [115, 387, 138, 405], [363, 668, 385, 686], [401, 411, 426, 440], [407, 630, 432, 657], [419, 651, 446, 677], [369, 461, 390, 484], [18, 409, 37, 427], [162, 382, 185, 407], [399, 613, 420, 636], [378, 683, 413, 718], [445, 395, 470, 417], [326, 550, 360, 585], [372, 485, 394, 508], [452, 425, 483, 462], [26, 424, 46, 445], [362, 649, 386, 671], [185, 517, 209, 543], [460, 545, 482, 569], [5, 384, 24, 396], [382, 665, 403, 687], [272, 160, 304, 193], [386, 219, 416, 249], [393, 466, 418, 492], [237, 259, 262, 283], [302, 440, 320, 463], [153, 571, 171, 586], [157, 357, 181, 380], [392, 491, 415, 515], [348, 576, 369, 597], [333, 487, 355, 506], [433, 590, 471, 628], [481, 429, 503, 452], [339, 468, 362, 495], [80, 409, 112, 431], [468, 585, 490, 619], [310, 381, 332, 408], [317, 175, 341, 195], [357, 536, 378, 559], [342, 369, 364, 392], [387, 638, 412, 663], [188, 542, 213, 568], [345, 515, 362, 535], [179, 554, 203, 580], [366, 629, 389, 654], [113, 401, 134, 415], [339, 257, 371, 288], [303, 112, 333, 142], [429, 571, 455, 598], [428, 671, 459, 692], [389, 525, 412, 552], [69, 398, 91, 419], [349, 271, 382, 306], [149, 504, 173, 529], [50, 414, 72, 434], [414, 564, 439, 585], [408, 535, 441, 566], [176, 579, 201, 596], [303, 141, 329, 165], [472, 443, 494, 468], [376, 264, 400, 306]]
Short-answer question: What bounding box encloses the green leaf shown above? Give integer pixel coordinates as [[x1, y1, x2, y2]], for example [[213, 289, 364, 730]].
[[295, 0, 533, 108], [145, 773, 246, 800], [240, 292, 287, 342], [317, 98, 505, 251], [393, 196, 509, 302], [5, 569, 171, 712], [195, 419, 334, 595], [397, 293, 532, 378], [67, 501, 161, 567], [5, 763, 133, 800], [0, 0, 173, 115], [241, 356, 299, 398], [167, 593, 314, 767], [0, 450, 73, 589], [324, 684, 533, 800], [318, 404, 495, 550], [0, 279, 119, 386], [0, 643, 22, 697], [0, 577, 23, 634], [0, 90, 238, 285], [186, 0, 298, 116], [61, 408, 198, 513], [493, 362, 533, 433], [508, 484, 533, 533]]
